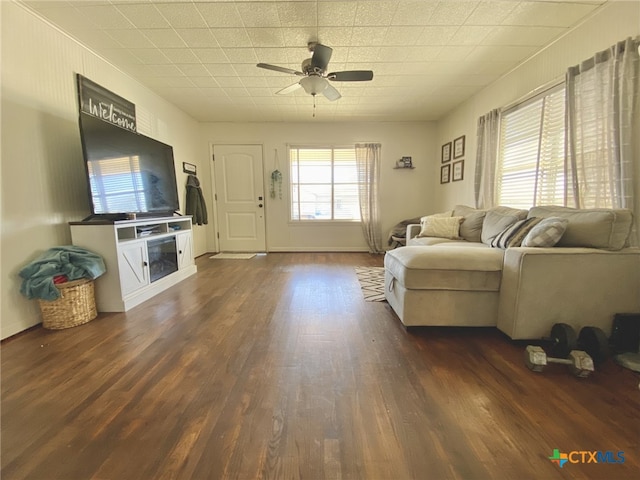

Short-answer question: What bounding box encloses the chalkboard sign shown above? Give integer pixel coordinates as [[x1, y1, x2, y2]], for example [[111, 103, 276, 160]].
[[76, 74, 137, 132]]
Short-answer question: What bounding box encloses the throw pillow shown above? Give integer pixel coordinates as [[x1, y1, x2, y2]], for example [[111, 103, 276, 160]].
[[481, 206, 529, 245], [453, 205, 486, 243], [521, 217, 569, 247], [420, 210, 452, 223], [490, 217, 542, 249], [418, 216, 464, 239], [528, 206, 633, 250]]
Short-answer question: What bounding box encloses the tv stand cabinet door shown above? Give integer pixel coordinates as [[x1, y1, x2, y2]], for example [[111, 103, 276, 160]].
[[118, 241, 149, 296], [176, 231, 194, 269]]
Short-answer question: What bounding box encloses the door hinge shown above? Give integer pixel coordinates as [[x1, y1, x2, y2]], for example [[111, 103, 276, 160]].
[[217, 232, 219, 239], [215, 193, 217, 201], [212, 154, 215, 162]]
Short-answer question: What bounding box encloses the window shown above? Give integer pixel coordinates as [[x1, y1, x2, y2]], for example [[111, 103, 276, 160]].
[[289, 146, 360, 221], [496, 85, 566, 209]]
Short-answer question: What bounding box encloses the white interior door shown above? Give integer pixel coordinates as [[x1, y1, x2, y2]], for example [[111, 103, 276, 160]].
[[213, 145, 266, 252]]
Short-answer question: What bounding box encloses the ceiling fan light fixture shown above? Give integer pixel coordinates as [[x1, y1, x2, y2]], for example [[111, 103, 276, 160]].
[[299, 76, 327, 95]]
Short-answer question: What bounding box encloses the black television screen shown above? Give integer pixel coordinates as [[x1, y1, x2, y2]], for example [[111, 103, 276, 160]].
[[78, 112, 180, 217]]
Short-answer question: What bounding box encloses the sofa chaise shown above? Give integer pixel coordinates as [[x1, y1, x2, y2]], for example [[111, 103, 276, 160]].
[[384, 205, 640, 340]]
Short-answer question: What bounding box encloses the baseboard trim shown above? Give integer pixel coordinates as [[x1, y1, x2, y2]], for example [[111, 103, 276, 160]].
[[267, 247, 370, 252]]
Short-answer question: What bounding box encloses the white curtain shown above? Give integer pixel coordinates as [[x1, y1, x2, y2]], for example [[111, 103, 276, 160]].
[[474, 109, 500, 209], [566, 37, 640, 211], [355, 143, 384, 254]]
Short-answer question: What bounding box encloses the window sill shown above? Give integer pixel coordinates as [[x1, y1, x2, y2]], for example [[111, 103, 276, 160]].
[[288, 220, 362, 227]]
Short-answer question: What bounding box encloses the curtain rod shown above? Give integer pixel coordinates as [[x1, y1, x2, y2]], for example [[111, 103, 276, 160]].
[[501, 75, 565, 112]]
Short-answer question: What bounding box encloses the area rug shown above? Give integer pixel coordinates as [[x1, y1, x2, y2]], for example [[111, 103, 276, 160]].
[[354, 266, 386, 302], [210, 253, 257, 260]]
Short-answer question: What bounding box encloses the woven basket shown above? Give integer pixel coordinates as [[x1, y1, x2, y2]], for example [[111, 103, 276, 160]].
[[38, 278, 97, 330]]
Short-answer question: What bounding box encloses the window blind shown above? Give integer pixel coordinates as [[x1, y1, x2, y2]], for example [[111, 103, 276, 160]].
[[497, 86, 565, 208]]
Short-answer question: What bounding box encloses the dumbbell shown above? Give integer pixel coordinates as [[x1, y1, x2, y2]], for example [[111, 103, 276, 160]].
[[524, 345, 594, 378], [543, 323, 610, 366], [577, 326, 610, 366], [543, 323, 578, 358]]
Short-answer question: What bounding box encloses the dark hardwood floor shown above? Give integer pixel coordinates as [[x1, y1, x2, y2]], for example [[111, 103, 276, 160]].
[[2, 252, 639, 480]]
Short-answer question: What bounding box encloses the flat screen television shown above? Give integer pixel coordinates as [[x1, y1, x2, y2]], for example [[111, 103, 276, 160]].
[[78, 112, 180, 219]]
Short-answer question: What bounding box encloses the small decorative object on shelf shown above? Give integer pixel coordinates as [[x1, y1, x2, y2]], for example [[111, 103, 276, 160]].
[[394, 157, 414, 169]]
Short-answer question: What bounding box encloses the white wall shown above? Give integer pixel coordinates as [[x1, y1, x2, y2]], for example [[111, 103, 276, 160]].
[[431, 0, 640, 239], [1, 3, 206, 339], [199, 122, 435, 252]]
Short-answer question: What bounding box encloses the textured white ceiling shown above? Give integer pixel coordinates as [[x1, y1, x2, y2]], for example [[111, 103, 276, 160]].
[[22, 0, 606, 122]]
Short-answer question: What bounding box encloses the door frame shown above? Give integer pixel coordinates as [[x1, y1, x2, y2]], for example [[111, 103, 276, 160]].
[[209, 143, 267, 253]]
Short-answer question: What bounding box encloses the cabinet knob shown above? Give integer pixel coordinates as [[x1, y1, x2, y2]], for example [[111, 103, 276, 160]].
[[179, 250, 183, 254], [143, 261, 148, 267]]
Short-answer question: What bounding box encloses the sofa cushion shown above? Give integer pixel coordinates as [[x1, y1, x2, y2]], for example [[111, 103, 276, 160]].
[[384, 246, 503, 291], [481, 206, 529, 245], [491, 217, 543, 249], [408, 237, 468, 246], [528, 206, 633, 250], [521, 217, 569, 247], [453, 205, 486, 243], [418, 216, 464, 239]]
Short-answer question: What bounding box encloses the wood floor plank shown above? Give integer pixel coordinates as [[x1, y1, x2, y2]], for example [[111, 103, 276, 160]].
[[2, 252, 639, 480]]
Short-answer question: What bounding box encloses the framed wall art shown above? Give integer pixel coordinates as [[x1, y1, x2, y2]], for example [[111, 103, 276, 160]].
[[440, 164, 450, 184], [452, 160, 464, 182], [441, 142, 451, 163], [453, 135, 465, 159]]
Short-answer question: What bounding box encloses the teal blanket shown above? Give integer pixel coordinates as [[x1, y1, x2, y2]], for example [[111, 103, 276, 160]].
[[19, 246, 106, 301]]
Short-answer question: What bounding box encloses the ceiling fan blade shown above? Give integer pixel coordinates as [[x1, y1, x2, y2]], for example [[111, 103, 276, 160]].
[[257, 63, 304, 76], [311, 44, 332, 71], [328, 70, 374, 82], [322, 84, 341, 101], [276, 82, 302, 95]]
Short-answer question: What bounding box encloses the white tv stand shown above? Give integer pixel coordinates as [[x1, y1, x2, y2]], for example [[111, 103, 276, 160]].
[[70, 216, 197, 312]]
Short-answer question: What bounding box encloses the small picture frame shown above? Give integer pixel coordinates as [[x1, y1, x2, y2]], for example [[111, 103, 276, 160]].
[[441, 142, 452, 163], [440, 164, 450, 184], [453, 135, 465, 159], [452, 160, 464, 182], [183, 162, 197, 175]]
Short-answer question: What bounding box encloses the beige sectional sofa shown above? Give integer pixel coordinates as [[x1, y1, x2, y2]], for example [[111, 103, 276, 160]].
[[384, 205, 640, 340]]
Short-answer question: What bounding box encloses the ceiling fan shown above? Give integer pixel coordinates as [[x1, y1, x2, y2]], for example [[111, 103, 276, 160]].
[[256, 42, 374, 101]]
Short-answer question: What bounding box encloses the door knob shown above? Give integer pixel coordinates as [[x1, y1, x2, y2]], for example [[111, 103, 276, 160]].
[[258, 203, 263, 208]]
